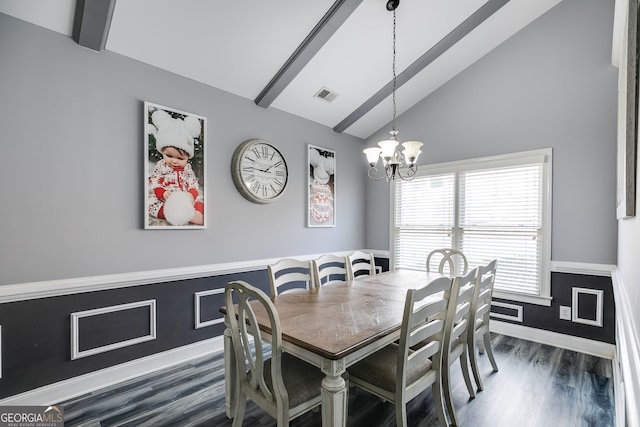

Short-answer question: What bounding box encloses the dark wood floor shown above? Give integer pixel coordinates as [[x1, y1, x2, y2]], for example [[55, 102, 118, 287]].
[[59, 334, 615, 426]]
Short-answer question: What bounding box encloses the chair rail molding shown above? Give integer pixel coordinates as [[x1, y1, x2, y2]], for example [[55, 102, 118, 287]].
[[550, 260, 615, 276], [0, 250, 387, 303], [611, 268, 640, 427]]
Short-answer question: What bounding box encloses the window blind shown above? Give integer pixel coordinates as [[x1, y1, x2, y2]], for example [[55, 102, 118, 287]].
[[392, 150, 551, 302]]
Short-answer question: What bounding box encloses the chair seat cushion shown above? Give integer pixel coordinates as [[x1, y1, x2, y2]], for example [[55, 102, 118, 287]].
[[262, 352, 325, 408], [348, 343, 433, 393]]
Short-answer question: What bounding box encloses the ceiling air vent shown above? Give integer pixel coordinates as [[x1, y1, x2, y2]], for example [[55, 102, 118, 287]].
[[314, 86, 339, 102]]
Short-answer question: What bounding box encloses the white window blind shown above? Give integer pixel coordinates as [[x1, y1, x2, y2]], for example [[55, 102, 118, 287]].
[[392, 149, 551, 305]]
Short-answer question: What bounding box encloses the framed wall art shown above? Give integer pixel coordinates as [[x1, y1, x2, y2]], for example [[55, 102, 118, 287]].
[[308, 144, 336, 227], [144, 102, 207, 229], [617, 0, 637, 219]]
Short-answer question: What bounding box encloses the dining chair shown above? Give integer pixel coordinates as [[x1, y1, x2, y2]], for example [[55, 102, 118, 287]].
[[267, 258, 315, 296], [312, 254, 349, 287], [347, 250, 376, 279], [224, 280, 324, 426], [347, 276, 454, 427], [468, 259, 499, 391], [426, 248, 469, 277], [441, 267, 478, 426]]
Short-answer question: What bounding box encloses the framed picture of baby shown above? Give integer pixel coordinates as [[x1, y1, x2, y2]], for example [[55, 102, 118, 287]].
[[144, 101, 207, 229], [308, 144, 336, 227]]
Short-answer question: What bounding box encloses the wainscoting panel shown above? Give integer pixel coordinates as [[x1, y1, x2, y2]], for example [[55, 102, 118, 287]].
[[0, 269, 265, 399], [194, 289, 225, 329], [0, 255, 615, 405], [492, 268, 615, 345], [71, 300, 157, 360], [490, 301, 523, 322], [612, 269, 640, 427], [572, 287, 603, 327], [0, 252, 389, 401]]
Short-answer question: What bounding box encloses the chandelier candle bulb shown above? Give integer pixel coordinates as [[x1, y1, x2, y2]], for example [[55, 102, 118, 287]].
[[378, 139, 399, 161], [363, 147, 382, 167], [402, 141, 423, 165]]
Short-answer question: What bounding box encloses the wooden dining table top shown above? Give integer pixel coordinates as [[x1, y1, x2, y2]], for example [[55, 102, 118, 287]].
[[221, 269, 447, 360]]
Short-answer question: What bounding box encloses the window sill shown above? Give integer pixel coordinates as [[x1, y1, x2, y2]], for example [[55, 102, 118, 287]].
[[493, 290, 552, 306]]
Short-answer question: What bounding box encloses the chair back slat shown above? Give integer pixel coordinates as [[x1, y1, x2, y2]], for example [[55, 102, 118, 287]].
[[347, 251, 376, 279], [442, 268, 478, 367], [472, 259, 498, 327], [268, 258, 314, 296], [399, 276, 454, 386], [312, 254, 349, 287]]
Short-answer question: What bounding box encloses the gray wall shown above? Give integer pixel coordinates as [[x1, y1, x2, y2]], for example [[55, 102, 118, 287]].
[[0, 13, 366, 286], [365, 0, 618, 265]]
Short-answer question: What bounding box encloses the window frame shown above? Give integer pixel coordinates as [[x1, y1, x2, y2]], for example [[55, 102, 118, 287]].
[[390, 148, 553, 306]]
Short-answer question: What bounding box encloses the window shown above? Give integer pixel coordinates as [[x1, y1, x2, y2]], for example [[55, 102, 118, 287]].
[[392, 149, 552, 306]]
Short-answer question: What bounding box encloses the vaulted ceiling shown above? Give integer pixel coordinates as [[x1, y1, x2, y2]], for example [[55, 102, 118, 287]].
[[0, 0, 562, 139]]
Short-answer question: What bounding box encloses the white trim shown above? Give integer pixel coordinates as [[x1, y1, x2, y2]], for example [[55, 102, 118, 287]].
[[490, 320, 615, 359], [612, 269, 640, 427], [416, 148, 550, 175], [612, 0, 629, 67], [71, 300, 157, 360], [490, 301, 523, 322], [195, 289, 225, 329], [550, 260, 615, 276], [571, 287, 603, 327], [0, 336, 224, 406], [0, 251, 384, 303], [492, 290, 552, 306]]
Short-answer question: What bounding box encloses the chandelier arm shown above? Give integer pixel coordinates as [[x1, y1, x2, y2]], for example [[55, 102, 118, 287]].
[[396, 165, 418, 181], [367, 167, 392, 180]]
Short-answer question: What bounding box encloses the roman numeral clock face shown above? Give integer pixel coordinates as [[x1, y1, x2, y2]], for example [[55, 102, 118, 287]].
[[232, 139, 289, 204]]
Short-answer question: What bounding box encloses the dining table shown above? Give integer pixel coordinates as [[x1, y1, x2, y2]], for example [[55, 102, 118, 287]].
[[221, 268, 448, 427]]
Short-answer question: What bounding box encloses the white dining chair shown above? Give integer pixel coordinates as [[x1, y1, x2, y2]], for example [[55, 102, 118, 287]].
[[426, 248, 469, 277], [441, 267, 478, 425], [312, 254, 349, 287], [224, 280, 324, 426], [267, 258, 315, 296], [468, 259, 499, 391], [347, 250, 376, 279], [347, 276, 454, 427]]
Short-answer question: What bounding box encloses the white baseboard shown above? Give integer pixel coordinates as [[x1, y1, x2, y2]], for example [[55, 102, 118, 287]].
[[611, 269, 640, 427], [490, 320, 616, 359], [0, 336, 224, 406]]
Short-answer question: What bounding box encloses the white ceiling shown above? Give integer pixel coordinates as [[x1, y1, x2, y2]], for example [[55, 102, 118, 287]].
[[0, 0, 562, 139]]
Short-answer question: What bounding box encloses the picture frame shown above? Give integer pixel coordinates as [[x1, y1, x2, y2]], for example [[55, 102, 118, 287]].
[[617, 0, 637, 219], [144, 101, 207, 229], [308, 144, 336, 227]]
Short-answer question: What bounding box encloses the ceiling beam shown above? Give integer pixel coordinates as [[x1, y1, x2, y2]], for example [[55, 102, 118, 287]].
[[254, 0, 364, 108], [333, 0, 511, 134], [72, 0, 116, 52]]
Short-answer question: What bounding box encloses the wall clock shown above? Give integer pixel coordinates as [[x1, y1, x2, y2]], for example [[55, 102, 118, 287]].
[[231, 139, 289, 204]]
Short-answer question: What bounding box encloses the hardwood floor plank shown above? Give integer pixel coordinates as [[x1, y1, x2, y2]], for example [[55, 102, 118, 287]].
[[59, 334, 615, 427]]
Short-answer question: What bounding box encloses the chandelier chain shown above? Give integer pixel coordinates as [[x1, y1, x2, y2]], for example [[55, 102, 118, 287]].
[[392, 9, 397, 134]]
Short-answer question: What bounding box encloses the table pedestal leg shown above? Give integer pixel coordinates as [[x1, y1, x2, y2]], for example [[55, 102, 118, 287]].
[[223, 325, 237, 419], [321, 358, 347, 427]]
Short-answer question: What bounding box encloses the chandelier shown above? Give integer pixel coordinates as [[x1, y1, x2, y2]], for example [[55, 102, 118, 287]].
[[363, 0, 423, 182]]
